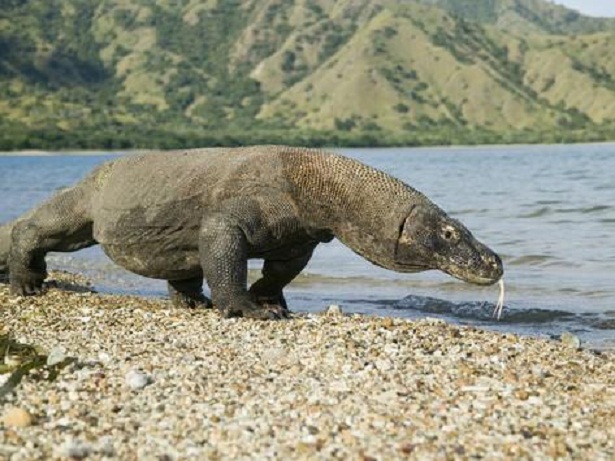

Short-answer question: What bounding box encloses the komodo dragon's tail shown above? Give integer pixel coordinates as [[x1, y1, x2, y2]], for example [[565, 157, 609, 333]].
[[0, 221, 12, 279]]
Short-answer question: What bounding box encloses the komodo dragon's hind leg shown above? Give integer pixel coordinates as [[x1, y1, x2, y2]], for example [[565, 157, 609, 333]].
[[248, 247, 316, 314], [167, 277, 213, 309], [8, 184, 97, 296]]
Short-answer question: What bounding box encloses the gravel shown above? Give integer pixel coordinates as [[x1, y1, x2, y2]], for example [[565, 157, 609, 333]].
[[1, 273, 614, 460]]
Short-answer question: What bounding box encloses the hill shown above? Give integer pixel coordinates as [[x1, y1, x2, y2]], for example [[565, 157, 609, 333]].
[[0, 0, 614, 149]]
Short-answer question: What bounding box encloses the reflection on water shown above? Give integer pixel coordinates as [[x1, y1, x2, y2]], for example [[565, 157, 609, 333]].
[[1, 144, 614, 349]]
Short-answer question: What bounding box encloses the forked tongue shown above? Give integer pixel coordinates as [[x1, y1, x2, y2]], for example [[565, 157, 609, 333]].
[[492, 279, 505, 320]]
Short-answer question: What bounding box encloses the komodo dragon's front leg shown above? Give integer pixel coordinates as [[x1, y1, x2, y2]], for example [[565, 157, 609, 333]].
[[199, 196, 310, 320], [199, 215, 279, 320]]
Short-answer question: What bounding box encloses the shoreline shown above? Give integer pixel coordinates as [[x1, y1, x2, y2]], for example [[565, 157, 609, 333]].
[[0, 150, 134, 157], [1, 274, 614, 459], [1, 140, 615, 157]]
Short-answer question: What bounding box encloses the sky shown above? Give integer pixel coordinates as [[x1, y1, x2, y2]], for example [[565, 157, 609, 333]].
[[553, 1, 615, 17]]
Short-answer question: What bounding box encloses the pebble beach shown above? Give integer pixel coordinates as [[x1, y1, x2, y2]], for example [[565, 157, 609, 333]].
[[1, 273, 614, 460]]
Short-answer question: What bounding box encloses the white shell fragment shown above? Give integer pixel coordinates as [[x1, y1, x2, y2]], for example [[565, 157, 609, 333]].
[[125, 369, 152, 390], [325, 304, 343, 316], [561, 332, 582, 349], [47, 346, 67, 367], [492, 279, 505, 320]]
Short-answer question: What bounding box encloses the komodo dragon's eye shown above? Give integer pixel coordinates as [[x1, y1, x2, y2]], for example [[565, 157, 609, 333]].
[[441, 225, 460, 243]]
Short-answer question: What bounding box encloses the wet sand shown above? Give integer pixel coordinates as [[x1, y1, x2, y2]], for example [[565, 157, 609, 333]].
[[1, 273, 614, 460]]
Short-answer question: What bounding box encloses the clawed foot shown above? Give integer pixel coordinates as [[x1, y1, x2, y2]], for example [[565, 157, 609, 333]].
[[220, 299, 290, 320], [252, 292, 290, 320], [10, 271, 46, 296], [170, 291, 213, 309], [167, 279, 213, 309]]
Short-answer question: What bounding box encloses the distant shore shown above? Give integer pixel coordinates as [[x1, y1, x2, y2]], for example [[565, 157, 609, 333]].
[[1, 273, 613, 459], [1, 140, 615, 157], [0, 150, 130, 157]]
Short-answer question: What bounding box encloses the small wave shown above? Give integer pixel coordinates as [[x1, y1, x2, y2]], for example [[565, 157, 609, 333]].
[[392, 295, 575, 323], [451, 208, 491, 215], [591, 319, 615, 330], [555, 205, 612, 214], [583, 290, 614, 299], [518, 207, 552, 218], [518, 205, 611, 219], [507, 254, 555, 266]]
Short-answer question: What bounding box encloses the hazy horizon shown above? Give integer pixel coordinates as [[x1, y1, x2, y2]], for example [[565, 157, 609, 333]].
[[554, 0, 615, 17]]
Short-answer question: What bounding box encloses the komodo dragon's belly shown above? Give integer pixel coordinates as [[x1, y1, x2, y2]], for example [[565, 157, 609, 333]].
[[101, 243, 202, 280], [93, 198, 203, 280]]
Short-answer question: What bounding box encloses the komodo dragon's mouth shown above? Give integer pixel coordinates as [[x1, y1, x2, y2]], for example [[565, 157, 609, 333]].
[[393, 262, 433, 273], [442, 265, 502, 286], [454, 273, 501, 285]]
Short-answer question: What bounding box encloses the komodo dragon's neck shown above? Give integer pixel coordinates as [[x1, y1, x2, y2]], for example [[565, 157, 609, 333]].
[[282, 149, 431, 270]]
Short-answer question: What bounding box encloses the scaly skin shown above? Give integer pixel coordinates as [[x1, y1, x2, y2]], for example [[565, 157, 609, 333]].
[[0, 146, 503, 319]]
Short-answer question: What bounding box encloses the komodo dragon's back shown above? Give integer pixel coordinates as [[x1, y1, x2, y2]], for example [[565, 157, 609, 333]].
[[90, 147, 294, 245]]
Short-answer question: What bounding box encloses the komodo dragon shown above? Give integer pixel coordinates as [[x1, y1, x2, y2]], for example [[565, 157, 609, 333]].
[[0, 146, 503, 319]]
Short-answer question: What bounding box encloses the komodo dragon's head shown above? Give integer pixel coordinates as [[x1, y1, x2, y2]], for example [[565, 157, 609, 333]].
[[393, 204, 503, 285]]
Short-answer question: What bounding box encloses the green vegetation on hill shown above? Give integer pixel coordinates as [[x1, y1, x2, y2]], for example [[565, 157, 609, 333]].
[[0, 0, 614, 150]]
